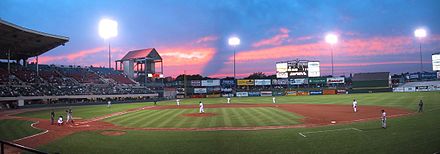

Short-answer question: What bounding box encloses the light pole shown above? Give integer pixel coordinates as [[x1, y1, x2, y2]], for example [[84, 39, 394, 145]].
[[414, 28, 427, 72], [325, 33, 338, 76], [99, 18, 118, 68], [228, 37, 240, 79]]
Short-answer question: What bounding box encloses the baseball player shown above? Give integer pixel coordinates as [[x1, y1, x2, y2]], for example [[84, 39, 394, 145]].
[[50, 110, 55, 125], [107, 100, 111, 108], [418, 100, 423, 112], [352, 99, 358, 112], [381, 110, 387, 129], [272, 97, 276, 104], [199, 101, 205, 113], [57, 116, 63, 126], [66, 108, 74, 124], [227, 97, 231, 104], [176, 99, 180, 106]]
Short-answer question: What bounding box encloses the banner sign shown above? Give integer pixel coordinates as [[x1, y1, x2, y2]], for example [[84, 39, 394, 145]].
[[323, 89, 336, 95], [309, 90, 323, 95], [201, 80, 220, 86], [286, 91, 297, 96], [337, 89, 347, 94], [221, 88, 233, 92], [191, 80, 201, 87], [206, 94, 221, 98], [296, 91, 309, 96], [255, 79, 271, 85], [237, 79, 255, 86], [236, 92, 249, 97], [308, 61, 320, 77], [273, 91, 285, 96], [308, 77, 327, 84], [207, 87, 221, 93], [248, 91, 261, 96], [289, 78, 306, 85], [327, 77, 345, 84], [276, 72, 288, 78], [194, 88, 207, 94], [272, 79, 289, 85], [221, 80, 235, 86], [222, 93, 234, 97], [260, 91, 273, 96]]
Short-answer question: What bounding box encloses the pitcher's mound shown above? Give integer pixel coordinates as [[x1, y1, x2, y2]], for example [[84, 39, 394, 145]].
[[182, 113, 218, 117], [100, 130, 126, 136]]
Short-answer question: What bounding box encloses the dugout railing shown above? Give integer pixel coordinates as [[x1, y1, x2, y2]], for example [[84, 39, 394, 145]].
[[0, 140, 49, 154]]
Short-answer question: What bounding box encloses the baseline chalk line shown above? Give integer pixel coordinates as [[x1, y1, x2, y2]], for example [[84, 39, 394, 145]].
[[298, 127, 362, 138]]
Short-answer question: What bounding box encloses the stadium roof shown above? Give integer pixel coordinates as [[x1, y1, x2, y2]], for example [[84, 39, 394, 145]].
[[119, 48, 162, 61], [0, 19, 69, 60], [352, 72, 390, 81]]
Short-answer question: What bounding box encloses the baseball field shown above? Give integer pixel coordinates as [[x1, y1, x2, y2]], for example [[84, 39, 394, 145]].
[[1, 92, 439, 153]]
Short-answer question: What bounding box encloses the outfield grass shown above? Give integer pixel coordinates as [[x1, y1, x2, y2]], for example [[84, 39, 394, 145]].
[[105, 107, 302, 128], [33, 92, 440, 153], [0, 119, 42, 141], [39, 110, 440, 154], [14, 102, 151, 119]]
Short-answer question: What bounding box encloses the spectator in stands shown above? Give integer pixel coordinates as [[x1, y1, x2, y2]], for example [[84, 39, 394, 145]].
[[418, 100, 424, 112]]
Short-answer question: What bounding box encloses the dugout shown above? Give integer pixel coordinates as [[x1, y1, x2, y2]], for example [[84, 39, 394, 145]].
[[351, 72, 392, 93]]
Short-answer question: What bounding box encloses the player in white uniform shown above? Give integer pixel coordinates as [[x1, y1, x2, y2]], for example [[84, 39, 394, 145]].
[[352, 99, 358, 112], [199, 101, 205, 113], [176, 99, 180, 106], [107, 101, 111, 108], [272, 97, 276, 104], [381, 110, 387, 128], [227, 97, 231, 104]]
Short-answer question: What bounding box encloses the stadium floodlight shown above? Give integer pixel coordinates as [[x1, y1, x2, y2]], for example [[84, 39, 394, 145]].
[[414, 28, 427, 72], [228, 37, 240, 46], [99, 18, 118, 68], [325, 33, 338, 45], [99, 19, 118, 39], [325, 33, 338, 76]]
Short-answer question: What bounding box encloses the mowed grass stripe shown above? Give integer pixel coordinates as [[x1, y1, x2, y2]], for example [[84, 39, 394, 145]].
[[140, 109, 180, 127], [173, 110, 196, 128], [230, 108, 249, 126], [127, 110, 171, 126], [221, 108, 233, 126], [262, 107, 299, 124], [239, 108, 265, 126], [107, 109, 154, 124], [253, 108, 283, 125], [155, 109, 187, 128], [111, 110, 165, 126]]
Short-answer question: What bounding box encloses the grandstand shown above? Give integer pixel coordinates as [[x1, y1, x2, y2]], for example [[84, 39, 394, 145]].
[[0, 19, 157, 109]]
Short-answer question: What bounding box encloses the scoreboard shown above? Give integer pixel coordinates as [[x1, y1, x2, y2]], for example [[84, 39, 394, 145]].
[[276, 60, 320, 78]]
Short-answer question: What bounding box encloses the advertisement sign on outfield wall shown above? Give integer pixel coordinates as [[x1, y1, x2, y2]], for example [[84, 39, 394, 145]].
[[255, 79, 272, 85], [272, 79, 289, 85], [237, 79, 255, 86], [308, 77, 327, 84], [194, 88, 207, 94], [221, 80, 235, 86], [236, 92, 249, 97], [286, 91, 297, 96], [201, 80, 220, 86], [221, 88, 233, 92], [191, 80, 201, 87], [309, 90, 323, 95], [289, 78, 307, 85], [260, 91, 273, 96], [248, 92, 261, 96], [327, 77, 345, 84]]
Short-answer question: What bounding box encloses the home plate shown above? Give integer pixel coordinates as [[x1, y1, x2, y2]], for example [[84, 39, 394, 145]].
[[331, 120, 336, 124]]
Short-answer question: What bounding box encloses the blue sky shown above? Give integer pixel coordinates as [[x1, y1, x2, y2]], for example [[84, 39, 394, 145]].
[[1, 0, 440, 77]]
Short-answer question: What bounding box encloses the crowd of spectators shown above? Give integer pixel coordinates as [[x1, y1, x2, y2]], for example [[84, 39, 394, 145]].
[[0, 63, 154, 97]]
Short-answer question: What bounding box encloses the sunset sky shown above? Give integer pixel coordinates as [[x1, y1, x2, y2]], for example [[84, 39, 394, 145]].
[[1, 0, 440, 78]]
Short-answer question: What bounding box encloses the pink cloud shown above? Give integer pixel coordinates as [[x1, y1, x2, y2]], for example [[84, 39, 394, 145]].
[[252, 28, 290, 48], [194, 35, 218, 44]]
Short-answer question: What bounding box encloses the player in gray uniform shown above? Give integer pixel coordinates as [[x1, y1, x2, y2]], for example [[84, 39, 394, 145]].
[[381, 110, 387, 129], [418, 100, 423, 112]]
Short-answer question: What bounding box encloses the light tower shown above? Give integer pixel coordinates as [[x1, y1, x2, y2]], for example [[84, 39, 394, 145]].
[[325, 33, 338, 76], [99, 18, 118, 68], [228, 37, 240, 79], [414, 28, 427, 72]]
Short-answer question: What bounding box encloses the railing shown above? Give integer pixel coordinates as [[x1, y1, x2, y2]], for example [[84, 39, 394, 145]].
[[0, 140, 48, 154]]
